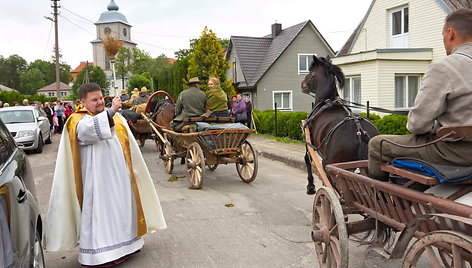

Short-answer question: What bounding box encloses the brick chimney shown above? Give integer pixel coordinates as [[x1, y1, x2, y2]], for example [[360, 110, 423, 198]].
[[271, 23, 282, 38]]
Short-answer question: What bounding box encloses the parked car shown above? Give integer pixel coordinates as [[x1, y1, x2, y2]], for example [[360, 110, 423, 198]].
[[0, 106, 52, 153], [0, 117, 44, 267]]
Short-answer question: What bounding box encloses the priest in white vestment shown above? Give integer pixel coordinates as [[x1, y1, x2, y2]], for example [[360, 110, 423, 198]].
[[44, 83, 166, 267]]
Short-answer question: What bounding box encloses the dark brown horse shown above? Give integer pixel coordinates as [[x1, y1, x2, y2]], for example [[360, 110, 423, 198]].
[[301, 55, 379, 195]]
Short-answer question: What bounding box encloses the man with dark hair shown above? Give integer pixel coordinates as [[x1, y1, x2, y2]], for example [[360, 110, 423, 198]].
[[368, 8, 472, 180], [45, 82, 166, 267]]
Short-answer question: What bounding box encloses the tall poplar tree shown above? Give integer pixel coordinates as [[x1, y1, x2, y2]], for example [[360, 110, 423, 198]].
[[187, 27, 234, 96]]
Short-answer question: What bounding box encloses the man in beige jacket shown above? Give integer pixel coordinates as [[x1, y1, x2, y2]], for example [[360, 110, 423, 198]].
[[368, 9, 472, 180]]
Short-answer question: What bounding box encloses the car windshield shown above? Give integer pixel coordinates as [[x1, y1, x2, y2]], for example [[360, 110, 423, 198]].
[[0, 110, 35, 124]]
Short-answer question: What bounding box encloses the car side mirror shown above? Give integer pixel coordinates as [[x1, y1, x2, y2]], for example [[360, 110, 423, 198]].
[[38, 116, 46, 121]]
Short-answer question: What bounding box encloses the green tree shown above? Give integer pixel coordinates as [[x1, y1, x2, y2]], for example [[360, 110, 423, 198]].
[[19, 68, 46, 95], [0, 54, 28, 90], [187, 27, 234, 96], [27, 59, 72, 85], [128, 73, 151, 92], [72, 65, 109, 99]]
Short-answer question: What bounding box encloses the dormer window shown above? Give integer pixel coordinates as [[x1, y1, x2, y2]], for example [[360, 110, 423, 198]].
[[390, 6, 409, 48]]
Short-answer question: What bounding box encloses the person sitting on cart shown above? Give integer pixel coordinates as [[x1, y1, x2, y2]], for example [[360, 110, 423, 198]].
[[206, 77, 229, 117], [120, 90, 130, 102], [134, 87, 150, 105], [368, 8, 472, 181], [172, 77, 206, 132]]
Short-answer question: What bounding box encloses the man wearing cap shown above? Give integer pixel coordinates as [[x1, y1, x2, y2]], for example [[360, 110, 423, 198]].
[[120, 90, 130, 102], [125, 88, 139, 106], [172, 77, 206, 131], [134, 87, 150, 105]]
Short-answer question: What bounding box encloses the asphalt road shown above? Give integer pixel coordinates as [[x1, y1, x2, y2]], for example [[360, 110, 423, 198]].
[[28, 134, 403, 268]]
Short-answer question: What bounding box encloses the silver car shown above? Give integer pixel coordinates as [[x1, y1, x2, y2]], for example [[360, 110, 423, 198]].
[[0, 107, 52, 153], [0, 117, 44, 267]]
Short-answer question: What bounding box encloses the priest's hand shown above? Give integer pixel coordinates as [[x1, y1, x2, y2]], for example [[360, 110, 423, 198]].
[[111, 96, 122, 113]]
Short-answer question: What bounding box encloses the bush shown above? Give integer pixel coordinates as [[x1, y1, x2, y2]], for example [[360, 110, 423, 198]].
[[253, 110, 307, 140], [359, 113, 410, 135], [252, 110, 411, 141], [0, 91, 56, 106]]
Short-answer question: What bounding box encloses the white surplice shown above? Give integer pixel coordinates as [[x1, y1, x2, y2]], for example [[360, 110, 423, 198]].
[[44, 111, 166, 266]]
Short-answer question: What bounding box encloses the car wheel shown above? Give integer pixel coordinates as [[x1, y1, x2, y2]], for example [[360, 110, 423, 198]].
[[45, 130, 52, 144], [31, 231, 45, 268], [35, 134, 43, 154]]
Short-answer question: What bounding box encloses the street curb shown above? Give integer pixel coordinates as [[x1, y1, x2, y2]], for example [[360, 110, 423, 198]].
[[255, 149, 307, 171]]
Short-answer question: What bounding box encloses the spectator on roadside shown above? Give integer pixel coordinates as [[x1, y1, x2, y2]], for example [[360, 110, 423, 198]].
[[64, 103, 74, 120], [3, 103, 9, 107], [53, 113, 59, 134], [22, 99, 29, 106], [231, 94, 247, 123], [43, 102, 54, 130], [245, 97, 253, 128], [54, 102, 65, 134], [205, 77, 229, 117], [13, 101, 19, 106], [0, 101, 3, 108], [74, 101, 83, 111]]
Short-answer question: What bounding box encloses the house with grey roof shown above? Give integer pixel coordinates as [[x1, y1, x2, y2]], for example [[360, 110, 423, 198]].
[[37, 82, 72, 98], [226, 21, 334, 112], [333, 0, 471, 112]]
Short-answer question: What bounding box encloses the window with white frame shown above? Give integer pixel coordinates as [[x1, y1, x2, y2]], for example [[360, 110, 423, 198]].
[[61, 91, 68, 97], [298, 54, 316, 74], [390, 6, 409, 48], [47, 92, 55, 97], [273, 91, 292, 111], [395, 74, 421, 108], [341, 76, 361, 103]]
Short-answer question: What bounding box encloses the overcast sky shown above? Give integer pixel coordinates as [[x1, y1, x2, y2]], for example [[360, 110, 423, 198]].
[[1, 0, 372, 68]]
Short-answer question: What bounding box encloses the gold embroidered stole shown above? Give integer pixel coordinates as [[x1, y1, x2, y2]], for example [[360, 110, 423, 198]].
[[66, 110, 147, 237]]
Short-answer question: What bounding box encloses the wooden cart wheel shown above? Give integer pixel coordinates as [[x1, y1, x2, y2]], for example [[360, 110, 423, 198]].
[[403, 230, 472, 268], [236, 141, 258, 183], [207, 164, 218, 171], [163, 142, 174, 174], [186, 142, 205, 189], [312, 187, 349, 268]]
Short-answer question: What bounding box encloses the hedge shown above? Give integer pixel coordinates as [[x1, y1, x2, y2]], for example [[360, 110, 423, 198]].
[[0, 91, 57, 106], [253, 110, 410, 141]]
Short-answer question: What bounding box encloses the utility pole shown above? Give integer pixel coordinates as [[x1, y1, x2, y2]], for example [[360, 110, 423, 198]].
[[52, 0, 61, 99]]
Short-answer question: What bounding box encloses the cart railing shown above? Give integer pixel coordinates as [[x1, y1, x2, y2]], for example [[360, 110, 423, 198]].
[[325, 160, 472, 238], [159, 127, 255, 154]]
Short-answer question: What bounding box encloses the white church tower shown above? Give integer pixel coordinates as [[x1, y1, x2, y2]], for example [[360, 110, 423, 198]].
[[91, 0, 136, 93]]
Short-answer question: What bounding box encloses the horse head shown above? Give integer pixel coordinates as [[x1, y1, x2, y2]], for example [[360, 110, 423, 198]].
[[301, 55, 345, 101]]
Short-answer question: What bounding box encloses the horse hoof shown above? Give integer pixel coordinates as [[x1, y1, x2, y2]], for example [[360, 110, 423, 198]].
[[306, 186, 316, 195]]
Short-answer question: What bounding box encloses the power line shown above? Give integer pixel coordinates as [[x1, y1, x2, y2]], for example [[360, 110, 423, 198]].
[[43, 21, 54, 60], [59, 14, 95, 36], [61, 4, 178, 52]]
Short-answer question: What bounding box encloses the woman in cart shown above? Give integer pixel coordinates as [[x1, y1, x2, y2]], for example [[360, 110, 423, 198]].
[[205, 77, 229, 117]]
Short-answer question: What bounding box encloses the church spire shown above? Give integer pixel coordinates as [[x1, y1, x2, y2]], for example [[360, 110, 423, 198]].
[[107, 0, 119, 11]]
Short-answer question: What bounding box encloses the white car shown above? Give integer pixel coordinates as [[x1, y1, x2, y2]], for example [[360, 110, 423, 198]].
[[0, 106, 52, 153]]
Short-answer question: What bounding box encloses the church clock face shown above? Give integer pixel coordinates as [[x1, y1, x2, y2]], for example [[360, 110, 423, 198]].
[[123, 28, 127, 37], [104, 27, 111, 35]]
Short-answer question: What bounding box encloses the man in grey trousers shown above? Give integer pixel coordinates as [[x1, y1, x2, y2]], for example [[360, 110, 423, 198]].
[[368, 8, 472, 180]]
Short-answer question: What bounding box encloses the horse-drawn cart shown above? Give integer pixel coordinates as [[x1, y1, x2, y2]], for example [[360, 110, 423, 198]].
[[125, 91, 174, 147], [142, 108, 258, 189], [304, 122, 472, 267]]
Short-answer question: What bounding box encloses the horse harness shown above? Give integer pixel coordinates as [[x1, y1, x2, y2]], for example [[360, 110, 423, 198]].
[[303, 98, 375, 162]]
